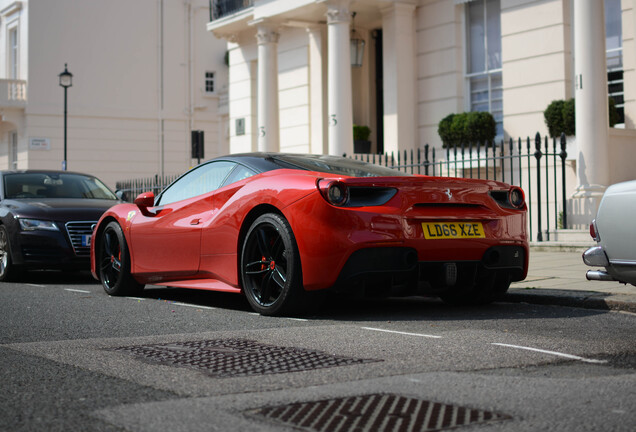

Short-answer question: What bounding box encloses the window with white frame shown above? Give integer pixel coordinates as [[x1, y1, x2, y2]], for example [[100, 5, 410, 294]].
[[8, 25, 18, 79], [466, 0, 502, 138], [205, 71, 215, 94], [605, 0, 623, 125]]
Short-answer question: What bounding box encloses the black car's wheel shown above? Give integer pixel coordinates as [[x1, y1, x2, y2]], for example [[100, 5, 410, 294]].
[[0, 225, 19, 282], [241, 213, 306, 316], [98, 221, 144, 296]]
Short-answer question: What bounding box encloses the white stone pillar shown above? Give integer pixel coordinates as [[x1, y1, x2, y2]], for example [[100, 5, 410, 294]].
[[572, 0, 610, 226], [307, 25, 328, 155], [381, 1, 416, 154], [326, 0, 354, 156], [254, 21, 280, 152]]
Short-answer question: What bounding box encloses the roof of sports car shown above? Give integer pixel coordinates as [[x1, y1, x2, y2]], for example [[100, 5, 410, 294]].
[[210, 152, 411, 177]]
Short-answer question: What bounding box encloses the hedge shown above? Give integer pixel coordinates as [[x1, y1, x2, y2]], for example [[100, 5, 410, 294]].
[[544, 98, 619, 138], [437, 111, 496, 148]]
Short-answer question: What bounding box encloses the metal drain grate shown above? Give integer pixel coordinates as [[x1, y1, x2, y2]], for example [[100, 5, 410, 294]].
[[248, 394, 512, 432], [110, 339, 380, 377]]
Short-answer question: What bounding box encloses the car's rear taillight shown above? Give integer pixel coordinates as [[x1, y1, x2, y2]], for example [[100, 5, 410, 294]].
[[590, 219, 600, 242], [317, 180, 349, 206], [509, 187, 525, 209], [317, 180, 397, 207]]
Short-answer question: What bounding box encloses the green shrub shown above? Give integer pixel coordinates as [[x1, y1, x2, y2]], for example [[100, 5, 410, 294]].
[[353, 125, 371, 141], [562, 99, 575, 136], [544, 97, 619, 138], [544, 100, 565, 138], [438, 111, 497, 148], [437, 114, 455, 147], [466, 111, 496, 144]]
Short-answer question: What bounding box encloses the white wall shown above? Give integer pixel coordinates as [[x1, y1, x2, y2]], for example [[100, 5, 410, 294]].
[[0, 0, 228, 188], [415, 0, 465, 149]]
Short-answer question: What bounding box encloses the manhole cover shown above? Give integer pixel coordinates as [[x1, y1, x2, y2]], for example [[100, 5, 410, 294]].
[[248, 394, 512, 432], [110, 339, 380, 377]]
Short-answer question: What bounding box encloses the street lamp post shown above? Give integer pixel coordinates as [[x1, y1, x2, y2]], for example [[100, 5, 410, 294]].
[[58, 64, 73, 171]]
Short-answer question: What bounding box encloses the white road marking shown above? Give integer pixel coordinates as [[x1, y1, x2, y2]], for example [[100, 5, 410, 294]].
[[26, 283, 46, 288], [286, 317, 309, 322], [491, 343, 608, 364], [362, 327, 442, 339], [172, 302, 216, 310], [65, 288, 91, 294], [127, 297, 146, 301]]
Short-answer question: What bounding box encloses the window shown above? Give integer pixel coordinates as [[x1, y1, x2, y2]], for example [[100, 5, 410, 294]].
[[205, 71, 215, 94], [605, 0, 624, 124], [4, 173, 117, 200], [466, 0, 502, 138], [8, 26, 18, 79], [157, 161, 235, 205]]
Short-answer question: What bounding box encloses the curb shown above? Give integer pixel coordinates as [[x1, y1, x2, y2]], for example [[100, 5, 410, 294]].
[[504, 289, 636, 314]]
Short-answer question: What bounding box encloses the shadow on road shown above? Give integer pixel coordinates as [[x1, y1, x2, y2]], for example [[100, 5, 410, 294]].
[[130, 285, 608, 323], [15, 270, 97, 285]]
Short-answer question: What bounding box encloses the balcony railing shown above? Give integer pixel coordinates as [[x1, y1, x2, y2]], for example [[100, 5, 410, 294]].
[[0, 79, 27, 108], [209, 0, 254, 21]]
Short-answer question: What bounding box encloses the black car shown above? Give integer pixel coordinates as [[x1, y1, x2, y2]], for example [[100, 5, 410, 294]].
[[0, 170, 119, 280]]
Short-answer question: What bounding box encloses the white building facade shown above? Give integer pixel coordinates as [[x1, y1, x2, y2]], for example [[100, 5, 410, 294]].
[[0, 0, 229, 188], [207, 0, 636, 228]]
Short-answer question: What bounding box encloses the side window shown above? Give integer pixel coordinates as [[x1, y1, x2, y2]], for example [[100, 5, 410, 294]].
[[222, 164, 256, 187], [157, 161, 235, 205]]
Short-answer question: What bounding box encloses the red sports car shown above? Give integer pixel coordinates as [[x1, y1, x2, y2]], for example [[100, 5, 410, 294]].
[[90, 153, 528, 315]]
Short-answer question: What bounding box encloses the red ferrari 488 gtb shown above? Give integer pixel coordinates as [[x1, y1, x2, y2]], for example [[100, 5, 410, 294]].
[[91, 153, 528, 315]]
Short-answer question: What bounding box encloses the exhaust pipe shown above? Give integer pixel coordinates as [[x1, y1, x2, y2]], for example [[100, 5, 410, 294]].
[[586, 270, 616, 282]]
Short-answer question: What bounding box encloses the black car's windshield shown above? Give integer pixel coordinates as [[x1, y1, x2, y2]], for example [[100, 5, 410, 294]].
[[4, 173, 117, 200], [270, 154, 410, 177]]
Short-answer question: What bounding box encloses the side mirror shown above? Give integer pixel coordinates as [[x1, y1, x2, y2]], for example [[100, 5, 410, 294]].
[[134, 192, 155, 211]]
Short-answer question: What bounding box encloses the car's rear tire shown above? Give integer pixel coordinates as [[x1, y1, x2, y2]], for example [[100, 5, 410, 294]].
[[97, 221, 144, 296], [0, 225, 20, 282], [240, 213, 307, 316]]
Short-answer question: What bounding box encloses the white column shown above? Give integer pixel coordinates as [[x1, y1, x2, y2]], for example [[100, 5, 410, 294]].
[[307, 25, 328, 155], [254, 21, 280, 152], [381, 2, 416, 154], [572, 0, 610, 225], [326, 0, 354, 156]]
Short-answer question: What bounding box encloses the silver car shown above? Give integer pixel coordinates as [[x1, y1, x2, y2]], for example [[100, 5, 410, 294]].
[[583, 180, 636, 286]]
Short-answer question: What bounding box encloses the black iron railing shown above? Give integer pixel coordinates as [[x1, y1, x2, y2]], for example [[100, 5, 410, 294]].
[[116, 174, 179, 202], [209, 0, 253, 21]]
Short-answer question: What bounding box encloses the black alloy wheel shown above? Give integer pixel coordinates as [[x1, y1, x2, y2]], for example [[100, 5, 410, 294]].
[[98, 221, 144, 296], [241, 213, 305, 316]]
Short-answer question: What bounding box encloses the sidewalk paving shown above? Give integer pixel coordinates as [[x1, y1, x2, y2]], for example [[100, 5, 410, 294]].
[[505, 248, 636, 313]]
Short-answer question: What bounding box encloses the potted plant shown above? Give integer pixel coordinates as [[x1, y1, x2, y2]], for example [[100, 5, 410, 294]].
[[353, 125, 371, 153]]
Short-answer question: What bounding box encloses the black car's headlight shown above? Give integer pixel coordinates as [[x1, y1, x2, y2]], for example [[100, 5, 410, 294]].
[[18, 219, 59, 231]]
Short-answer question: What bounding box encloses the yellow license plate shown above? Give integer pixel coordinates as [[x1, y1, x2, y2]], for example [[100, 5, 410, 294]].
[[422, 222, 485, 239]]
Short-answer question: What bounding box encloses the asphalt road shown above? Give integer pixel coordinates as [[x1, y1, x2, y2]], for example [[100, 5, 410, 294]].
[[1, 271, 635, 432]]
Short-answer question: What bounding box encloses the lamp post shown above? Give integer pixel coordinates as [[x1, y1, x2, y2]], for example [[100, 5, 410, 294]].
[[58, 64, 73, 171]]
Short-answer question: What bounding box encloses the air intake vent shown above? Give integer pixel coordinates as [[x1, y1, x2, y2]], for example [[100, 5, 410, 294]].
[[65, 221, 97, 257]]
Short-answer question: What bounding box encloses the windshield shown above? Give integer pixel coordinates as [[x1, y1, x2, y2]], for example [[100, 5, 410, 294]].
[[270, 154, 410, 177], [4, 173, 118, 200]]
